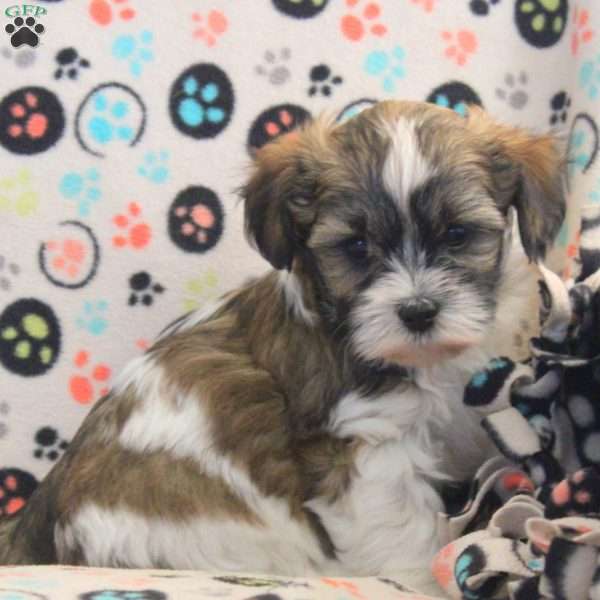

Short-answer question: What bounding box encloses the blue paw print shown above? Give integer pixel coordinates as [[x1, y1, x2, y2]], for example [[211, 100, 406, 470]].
[[59, 168, 101, 217], [178, 76, 225, 127], [579, 54, 600, 100], [76, 300, 108, 335], [364, 46, 406, 94], [88, 93, 135, 145], [568, 127, 590, 179], [431, 93, 468, 117], [112, 30, 154, 78], [138, 150, 169, 184]]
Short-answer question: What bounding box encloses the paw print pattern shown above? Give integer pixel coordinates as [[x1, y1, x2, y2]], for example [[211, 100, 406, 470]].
[[5, 16, 44, 48], [308, 64, 343, 97], [571, 6, 594, 55], [169, 64, 234, 139], [469, 0, 500, 16], [69, 350, 111, 405], [128, 272, 165, 306], [1, 46, 36, 68], [0, 298, 61, 377], [0, 255, 20, 291], [112, 202, 152, 249], [79, 590, 167, 600], [0, 87, 65, 155], [546, 468, 600, 518], [76, 300, 108, 335], [33, 426, 68, 461], [341, 0, 387, 42], [579, 54, 600, 100], [496, 71, 529, 109], [168, 186, 224, 254], [112, 30, 153, 78], [0, 468, 37, 516], [89, 0, 136, 26], [426, 81, 483, 116], [192, 10, 228, 46], [247, 104, 311, 155], [183, 270, 219, 312], [365, 46, 406, 93], [0, 168, 38, 217], [549, 91, 571, 127], [255, 48, 292, 85], [441, 29, 477, 66], [410, 0, 436, 12], [272, 0, 329, 19], [0, 401, 9, 439], [60, 168, 101, 217], [515, 0, 568, 48], [137, 150, 169, 184], [54, 47, 91, 80]]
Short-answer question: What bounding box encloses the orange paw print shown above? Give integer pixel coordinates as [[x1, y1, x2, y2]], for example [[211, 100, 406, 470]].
[[432, 543, 456, 590], [192, 10, 228, 47], [411, 0, 436, 12], [341, 0, 387, 42], [45, 238, 86, 280], [112, 202, 152, 249], [69, 350, 111, 405], [442, 29, 477, 66], [89, 0, 135, 25], [571, 6, 594, 56]]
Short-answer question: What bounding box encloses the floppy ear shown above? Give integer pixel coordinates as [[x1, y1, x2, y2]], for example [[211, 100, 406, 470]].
[[242, 120, 332, 271], [467, 107, 566, 262]]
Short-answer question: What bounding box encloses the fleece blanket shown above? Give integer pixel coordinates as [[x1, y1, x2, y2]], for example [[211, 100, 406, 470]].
[[0, 0, 599, 597]]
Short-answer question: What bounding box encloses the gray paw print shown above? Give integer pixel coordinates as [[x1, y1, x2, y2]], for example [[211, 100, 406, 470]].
[[1, 46, 35, 68], [255, 48, 292, 85], [0, 402, 9, 438], [496, 71, 529, 109], [0, 256, 20, 291]]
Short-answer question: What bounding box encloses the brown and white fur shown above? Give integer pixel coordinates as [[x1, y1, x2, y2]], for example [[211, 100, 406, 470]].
[[0, 101, 565, 575]]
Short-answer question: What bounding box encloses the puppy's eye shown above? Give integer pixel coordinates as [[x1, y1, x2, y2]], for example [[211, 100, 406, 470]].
[[343, 237, 368, 261], [445, 225, 469, 248]]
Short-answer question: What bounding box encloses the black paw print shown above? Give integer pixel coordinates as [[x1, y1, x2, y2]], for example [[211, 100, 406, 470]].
[[54, 47, 90, 80], [33, 426, 68, 461], [469, 0, 501, 16], [5, 16, 44, 49], [128, 271, 165, 306], [549, 91, 571, 126], [546, 468, 600, 518], [308, 64, 342, 97]]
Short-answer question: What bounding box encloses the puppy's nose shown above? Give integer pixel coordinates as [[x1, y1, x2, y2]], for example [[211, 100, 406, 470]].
[[397, 298, 439, 333]]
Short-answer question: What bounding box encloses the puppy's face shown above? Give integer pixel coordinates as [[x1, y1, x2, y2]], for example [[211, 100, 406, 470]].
[[244, 101, 565, 368]]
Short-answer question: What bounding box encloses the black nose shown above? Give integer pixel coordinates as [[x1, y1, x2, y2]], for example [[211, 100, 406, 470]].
[[397, 298, 440, 333]]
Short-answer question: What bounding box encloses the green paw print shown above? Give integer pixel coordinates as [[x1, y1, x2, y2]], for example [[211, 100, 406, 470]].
[[182, 270, 219, 312], [0, 168, 39, 217], [0, 299, 61, 376], [515, 0, 568, 48]]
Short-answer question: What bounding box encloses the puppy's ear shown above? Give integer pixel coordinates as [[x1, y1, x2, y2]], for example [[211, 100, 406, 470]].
[[467, 107, 566, 262], [242, 120, 331, 270]]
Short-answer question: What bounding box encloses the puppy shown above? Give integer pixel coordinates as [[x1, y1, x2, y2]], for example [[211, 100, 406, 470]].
[[0, 101, 564, 575]]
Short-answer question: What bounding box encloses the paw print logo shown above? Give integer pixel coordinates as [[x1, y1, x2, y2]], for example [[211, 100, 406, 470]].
[[5, 16, 44, 48], [169, 64, 234, 139], [137, 150, 169, 184], [112, 30, 153, 78], [0, 255, 20, 291], [365, 46, 406, 93], [76, 300, 108, 335], [0, 468, 37, 516], [192, 10, 228, 46], [128, 271, 165, 306], [182, 270, 219, 312], [441, 29, 477, 66], [168, 186, 224, 254], [496, 71, 529, 109], [247, 104, 311, 155], [89, 0, 136, 26], [579, 53, 600, 100], [0, 298, 61, 377], [255, 48, 292, 85], [469, 0, 500, 16], [571, 6, 594, 55], [60, 168, 101, 217], [515, 0, 568, 48], [549, 91, 571, 127], [33, 426, 68, 461], [0, 168, 38, 217], [69, 350, 111, 405], [112, 202, 152, 249], [308, 64, 343, 97], [54, 47, 91, 80], [0, 87, 65, 155], [341, 0, 387, 42]]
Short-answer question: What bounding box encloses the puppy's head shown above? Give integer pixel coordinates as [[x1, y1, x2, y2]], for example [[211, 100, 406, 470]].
[[243, 101, 565, 368]]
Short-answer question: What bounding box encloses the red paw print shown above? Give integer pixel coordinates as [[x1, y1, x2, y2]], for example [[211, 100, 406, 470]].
[[571, 6, 594, 56], [192, 10, 228, 47], [7, 91, 48, 141], [89, 0, 135, 25], [112, 202, 152, 249], [69, 350, 111, 405], [411, 0, 436, 12], [442, 29, 477, 66], [341, 0, 387, 42], [45, 238, 86, 280]]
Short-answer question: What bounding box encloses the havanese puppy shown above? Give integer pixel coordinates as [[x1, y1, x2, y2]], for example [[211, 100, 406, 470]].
[[0, 101, 564, 576]]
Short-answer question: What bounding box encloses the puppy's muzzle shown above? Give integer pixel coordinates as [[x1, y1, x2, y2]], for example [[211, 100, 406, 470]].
[[397, 298, 440, 333]]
